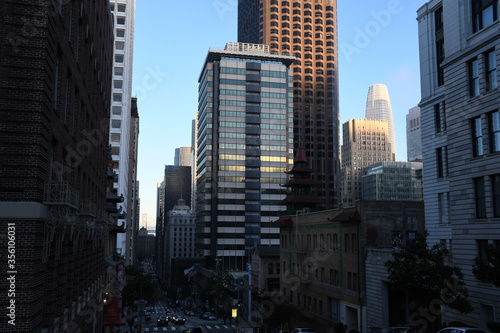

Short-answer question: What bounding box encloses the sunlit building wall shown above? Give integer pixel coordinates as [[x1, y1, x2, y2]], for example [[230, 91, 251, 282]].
[[196, 42, 294, 269], [109, 0, 136, 263]]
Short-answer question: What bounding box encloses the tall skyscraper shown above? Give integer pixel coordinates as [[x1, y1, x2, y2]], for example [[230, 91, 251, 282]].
[[406, 106, 422, 162], [175, 147, 191, 166], [0, 1, 116, 331], [341, 119, 393, 206], [238, 0, 340, 209], [196, 42, 294, 269], [109, 0, 136, 263], [365, 84, 397, 161], [418, 0, 500, 327]]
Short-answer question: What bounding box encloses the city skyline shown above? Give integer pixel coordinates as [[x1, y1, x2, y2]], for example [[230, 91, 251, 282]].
[[132, 0, 425, 223]]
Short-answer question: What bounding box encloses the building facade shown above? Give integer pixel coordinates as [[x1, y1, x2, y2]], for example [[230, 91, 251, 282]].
[[196, 42, 294, 270], [406, 106, 422, 162], [362, 161, 423, 202], [175, 147, 192, 167], [365, 84, 397, 161], [163, 199, 198, 284], [238, 0, 341, 209], [163, 165, 192, 213], [418, 0, 500, 327], [0, 1, 117, 331], [126, 98, 140, 266], [278, 201, 425, 333], [109, 0, 136, 263], [341, 119, 393, 206]]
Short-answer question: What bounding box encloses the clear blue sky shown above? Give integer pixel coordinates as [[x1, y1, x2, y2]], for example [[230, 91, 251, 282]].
[[132, 0, 427, 226]]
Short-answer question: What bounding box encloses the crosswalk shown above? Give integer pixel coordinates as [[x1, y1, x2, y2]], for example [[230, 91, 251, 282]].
[[143, 324, 236, 331]]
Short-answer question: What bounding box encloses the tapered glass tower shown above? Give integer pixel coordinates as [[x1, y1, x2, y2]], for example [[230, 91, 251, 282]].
[[238, 0, 340, 209], [365, 84, 396, 160]]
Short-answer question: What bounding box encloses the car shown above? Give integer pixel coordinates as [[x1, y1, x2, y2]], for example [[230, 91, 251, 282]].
[[293, 329, 316, 333], [437, 328, 489, 333], [184, 309, 196, 316], [144, 310, 151, 321], [201, 312, 216, 320], [166, 312, 176, 321], [157, 315, 168, 326], [172, 314, 186, 325], [165, 308, 173, 314]]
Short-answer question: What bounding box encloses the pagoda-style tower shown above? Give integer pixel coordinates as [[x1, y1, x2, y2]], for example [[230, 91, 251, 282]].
[[279, 148, 326, 215]]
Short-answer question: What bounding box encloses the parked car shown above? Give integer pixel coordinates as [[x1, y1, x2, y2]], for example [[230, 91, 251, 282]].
[[157, 315, 168, 326], [166, 312, 176, 321], [172, 314, 186, 325], [201, 312, 216, 320], [437, 328, 489, 333]]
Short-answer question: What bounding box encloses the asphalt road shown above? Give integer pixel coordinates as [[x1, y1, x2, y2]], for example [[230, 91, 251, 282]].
[[118, 303, 238, 333]]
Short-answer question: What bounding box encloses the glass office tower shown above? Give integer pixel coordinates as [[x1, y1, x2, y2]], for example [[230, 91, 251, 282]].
[[196, 42, 294, 269], [238, 0, 340, 209]]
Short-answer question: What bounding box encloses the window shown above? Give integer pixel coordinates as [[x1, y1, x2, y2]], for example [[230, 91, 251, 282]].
[[472, 0, 497, 33], [116, 16, 125, 25], [438, 192, 450, 224], [117, 4, 126, 12], [472, 116, 484, 156], [485, 49, 498, 91], [268, 263, 274, 275], [490, 111, 500, 152], [116, 29, 125, 38], [435, 6, 445, 86], [434, 103, 442, 133], [492, 174, 500, 217], [469, 58, 480, 97], [115, 54, 124, 63], [474, 177, 487, 218], [436, 147, 447, 178], [114, 67, 123, 76]]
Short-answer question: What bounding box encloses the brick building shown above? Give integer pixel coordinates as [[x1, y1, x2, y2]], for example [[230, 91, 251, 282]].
[[0, 1, 119, 332]]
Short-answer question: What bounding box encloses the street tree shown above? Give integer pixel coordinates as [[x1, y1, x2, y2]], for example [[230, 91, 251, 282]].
[[472, 243, 500, 287], [385, 232, 472, 330], [122, 265, 163, 307]]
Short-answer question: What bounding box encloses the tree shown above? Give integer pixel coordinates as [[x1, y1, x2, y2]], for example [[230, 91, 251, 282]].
[[122, 265, 163, 306], [385, 232, 472, 329], [472, 243, 500, 287]]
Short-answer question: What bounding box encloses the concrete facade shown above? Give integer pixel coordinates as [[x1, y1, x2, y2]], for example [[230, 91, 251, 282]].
[[418, 0, 500, 327]]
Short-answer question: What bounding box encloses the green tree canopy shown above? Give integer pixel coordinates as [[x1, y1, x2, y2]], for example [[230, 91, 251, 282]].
[[472, 243, 500, 287], [385, 232, 472, 314], [122, 265, 163, 306]]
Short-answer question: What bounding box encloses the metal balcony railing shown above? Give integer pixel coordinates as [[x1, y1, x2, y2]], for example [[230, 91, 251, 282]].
[[44, 181, 80, 209]]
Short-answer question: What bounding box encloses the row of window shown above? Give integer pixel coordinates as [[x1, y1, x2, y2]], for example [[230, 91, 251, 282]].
[[469, 49, 497, 97], [471, 110, 500, 156], [474, 174, 500, 218], [269, 0, 334, 12], [281, 232, 358, 253]]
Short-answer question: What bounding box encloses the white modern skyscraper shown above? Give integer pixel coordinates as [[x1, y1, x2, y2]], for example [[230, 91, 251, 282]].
[[365, 84, 397, 160], [109, 0, 136, 262]]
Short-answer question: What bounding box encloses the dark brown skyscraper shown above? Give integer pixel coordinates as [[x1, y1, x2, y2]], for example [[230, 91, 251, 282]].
[[238, 0, 340, 209]]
